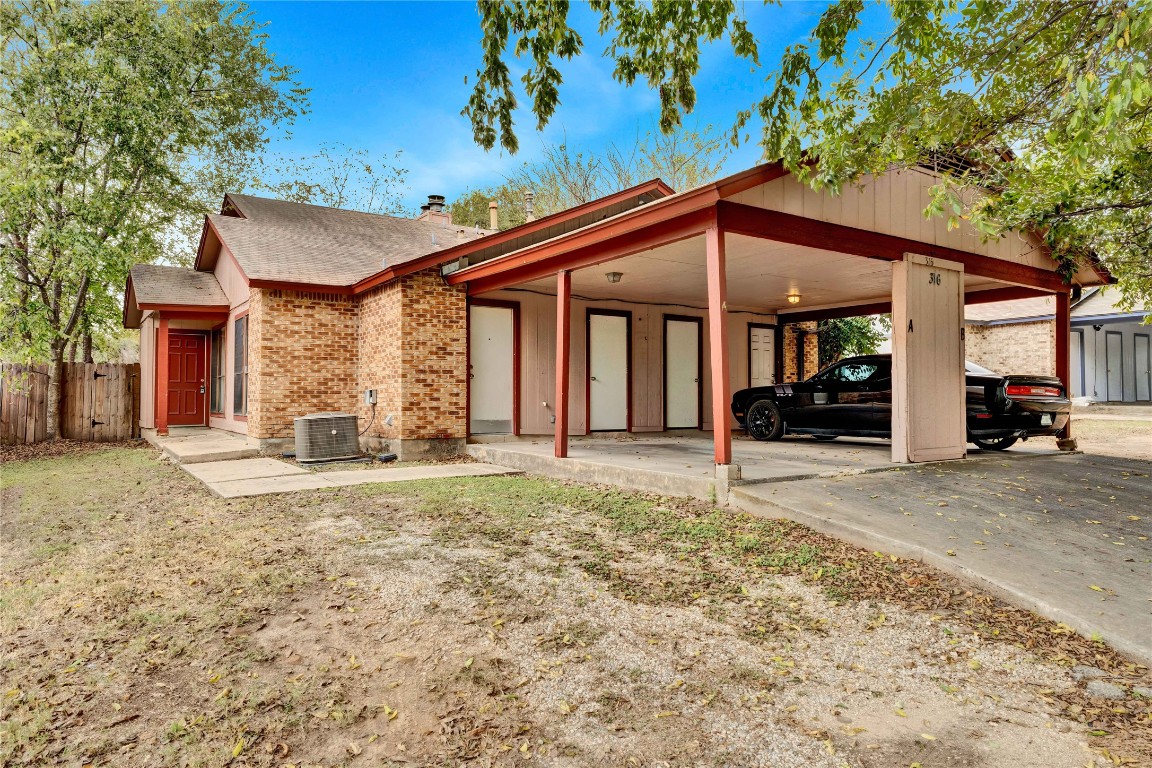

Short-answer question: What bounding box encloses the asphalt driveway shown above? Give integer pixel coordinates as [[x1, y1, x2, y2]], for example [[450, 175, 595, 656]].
[[732, 452, 1152, 664]]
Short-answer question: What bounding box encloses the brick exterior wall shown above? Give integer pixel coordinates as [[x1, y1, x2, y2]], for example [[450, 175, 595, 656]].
[[782, 322, 820, 382], [247, 288, 360, 440], [965, 320, 1056, 376], [356, 266, 467, 454]]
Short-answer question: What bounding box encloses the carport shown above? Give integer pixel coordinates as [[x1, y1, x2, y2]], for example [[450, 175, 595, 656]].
[[445, 162, 1110, 489]]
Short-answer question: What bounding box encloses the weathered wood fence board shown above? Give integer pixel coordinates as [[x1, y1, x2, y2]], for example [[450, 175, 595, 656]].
[[1, 362, 140, 445]]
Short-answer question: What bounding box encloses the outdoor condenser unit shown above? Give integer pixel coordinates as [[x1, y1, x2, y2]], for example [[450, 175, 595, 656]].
[[294, 413, 360, 463]]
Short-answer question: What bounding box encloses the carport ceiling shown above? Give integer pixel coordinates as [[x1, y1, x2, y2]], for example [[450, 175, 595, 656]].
[[513, 233, 1006, 313]]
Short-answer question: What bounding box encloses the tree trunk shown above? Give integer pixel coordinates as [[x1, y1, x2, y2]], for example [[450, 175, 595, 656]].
[[83, 332, 93, 364], [46, 342, 65, 441], [68, 340, 78, 363]]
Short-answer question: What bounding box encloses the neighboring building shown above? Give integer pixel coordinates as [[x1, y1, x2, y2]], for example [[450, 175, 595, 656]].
[[965, 288, 1150, 403], [122, 162, 1110, 464]]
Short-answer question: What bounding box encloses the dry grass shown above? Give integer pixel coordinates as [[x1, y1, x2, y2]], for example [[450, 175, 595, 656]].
[[1, 447, 1149, 767]]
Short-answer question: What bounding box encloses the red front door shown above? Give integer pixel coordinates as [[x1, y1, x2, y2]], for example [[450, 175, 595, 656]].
[[167, 333, 206, 426]]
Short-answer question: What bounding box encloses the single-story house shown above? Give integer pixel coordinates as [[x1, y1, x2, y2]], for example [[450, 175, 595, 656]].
[[966, 288, 1150, 403], [123, 162, 1111, 467]]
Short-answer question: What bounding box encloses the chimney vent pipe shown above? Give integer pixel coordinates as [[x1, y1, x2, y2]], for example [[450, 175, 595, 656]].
[[488, 201, 498, 230], [525, 191, 535, 222]]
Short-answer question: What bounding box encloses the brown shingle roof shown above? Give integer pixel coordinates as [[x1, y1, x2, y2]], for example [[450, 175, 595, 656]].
[[210, 194, 491, 287], [964, 295, 1056, 324], [130, 264, 229, 307]]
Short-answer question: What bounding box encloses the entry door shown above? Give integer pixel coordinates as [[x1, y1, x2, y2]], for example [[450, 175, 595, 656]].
[[891, 254, 966, 463], [469, 304, 516, 434], [588, 311, 630, 431], [664, 316, 701, 429], [1136, 334, 1151, 402], [168, 332, 206, 426], [1105, 331, 1124, 401], [1070, 330, 1083, 398], [749, 324, 776, 386]]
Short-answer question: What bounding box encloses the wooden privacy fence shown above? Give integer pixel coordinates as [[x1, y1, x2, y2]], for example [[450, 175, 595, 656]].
[[1, 362, 140, 445]]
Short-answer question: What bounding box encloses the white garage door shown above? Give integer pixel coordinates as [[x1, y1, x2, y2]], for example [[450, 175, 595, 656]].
[[589, 311, 630, 431], [469, 305, 515, 434]]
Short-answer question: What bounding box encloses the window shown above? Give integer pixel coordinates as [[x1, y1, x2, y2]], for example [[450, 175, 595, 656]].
[[233, 315, 248, 416], [826, 361, 881, 383], [210, 329, 225, 413]]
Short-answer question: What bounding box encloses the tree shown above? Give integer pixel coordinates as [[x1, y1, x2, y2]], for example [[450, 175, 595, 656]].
[[258, 142, 410, 216], [816, 316, 890, 369], [449, 125, 728, 229], [0, 0, 306, 438], [465, 1, 1152, 308]]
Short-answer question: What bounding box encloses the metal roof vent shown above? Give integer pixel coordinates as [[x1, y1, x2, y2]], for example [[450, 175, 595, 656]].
[[294, 413, 360, 463]]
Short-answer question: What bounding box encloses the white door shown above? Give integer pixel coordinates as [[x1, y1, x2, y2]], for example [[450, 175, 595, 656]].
[[589, 312, 629, 431], [1136, 334, 1151, 402], [749, 325, 776, 387], [469, 305, 515, 434], [1069, 330, 1083, 398], [891, 254, 966, 463], [1105, 331, 1124, 402], [665, 317, 700, 428]]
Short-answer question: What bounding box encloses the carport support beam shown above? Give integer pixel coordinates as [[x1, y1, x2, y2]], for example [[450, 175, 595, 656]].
[[156, 317, 169, 436], [554, 269, 571, 458], [705, 225, 732, 466], [1055, 290, 1076, 448]]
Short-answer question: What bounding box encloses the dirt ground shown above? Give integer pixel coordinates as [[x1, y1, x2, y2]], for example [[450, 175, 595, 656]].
[[2, 445, 1149, 767], [1068, 418, 1152, 461]]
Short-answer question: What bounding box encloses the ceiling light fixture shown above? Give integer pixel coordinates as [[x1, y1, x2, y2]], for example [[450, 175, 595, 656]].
[[606, 271, 623, 284], [786, 293, 801, 305]]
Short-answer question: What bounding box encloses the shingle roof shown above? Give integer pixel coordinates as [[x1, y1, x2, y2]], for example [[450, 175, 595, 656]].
[[130, 264, 229, 307], [210, 194, 491, 286], [964, 295, 1056, 324]]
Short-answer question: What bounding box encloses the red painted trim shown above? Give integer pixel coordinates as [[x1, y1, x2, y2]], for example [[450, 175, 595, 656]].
[[663, 314, 703, 430], [468, 298, 521, 436], [144, 304, 230, 315], [156, 319, 170, 436], [773, 324, 785, 384], [705, 226, 732, 465], [1055, 291, 1071, 438], [555, 271, 572, 458], [747, 322, 777, 387], [460, 206, 718, 295], [586, 308, 633, 433], [716, 200, 1068, 292]]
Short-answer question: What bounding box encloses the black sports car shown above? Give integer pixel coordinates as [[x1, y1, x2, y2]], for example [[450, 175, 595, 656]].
[[731, 354, 1070, 451]]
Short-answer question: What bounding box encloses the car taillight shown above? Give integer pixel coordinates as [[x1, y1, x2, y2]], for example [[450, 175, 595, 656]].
[[1006, 384, 1062, 397]]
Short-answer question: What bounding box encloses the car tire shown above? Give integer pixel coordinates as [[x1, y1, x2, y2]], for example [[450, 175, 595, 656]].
[[971, 435, 1019, 451], [746, 399, 784, 441], [812, 435, 838, 441]]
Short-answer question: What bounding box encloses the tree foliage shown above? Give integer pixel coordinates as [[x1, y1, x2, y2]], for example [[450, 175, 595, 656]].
[[258, 142, 409, 216], [0, 0, 306, 436], [465, 0, 1152, 308], [816, 315, 890, 369], [450, 125, 728, 229]]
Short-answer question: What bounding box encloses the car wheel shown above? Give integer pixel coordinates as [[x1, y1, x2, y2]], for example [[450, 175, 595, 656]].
[[812, 435, 838, 441], [746, 399, 784, 441], [971, 435, 1019, 451]]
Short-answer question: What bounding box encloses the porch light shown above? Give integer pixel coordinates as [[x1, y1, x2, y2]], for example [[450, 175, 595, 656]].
[[606, 271, 623, 284], [786, 293, 802, 304]]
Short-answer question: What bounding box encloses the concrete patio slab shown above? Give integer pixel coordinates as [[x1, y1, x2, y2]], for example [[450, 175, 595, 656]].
[[144, 427, 258, 464], [730, 452, 1152, 665], [182, 458, 308, 483]]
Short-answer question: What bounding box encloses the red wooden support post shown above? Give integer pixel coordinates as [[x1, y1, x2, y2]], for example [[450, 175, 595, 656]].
[[156, 317, 170, 436], [1055, 290, 1072, 441], [705, 226, 732, 465], [554, 270, 572, 458]]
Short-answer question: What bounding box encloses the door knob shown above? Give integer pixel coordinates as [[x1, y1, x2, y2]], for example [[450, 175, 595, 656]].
[[591, 376, 597, 381]]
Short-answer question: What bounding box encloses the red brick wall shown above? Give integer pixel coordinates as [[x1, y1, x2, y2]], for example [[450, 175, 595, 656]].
[[247, 288, 359, 440], [783, 322, 820, 382], [965, 320, 1056, 376], [357, 281, 403, 442]]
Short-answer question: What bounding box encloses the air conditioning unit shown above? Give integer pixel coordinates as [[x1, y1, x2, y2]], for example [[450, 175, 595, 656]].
[[294, 413, 360, 463]]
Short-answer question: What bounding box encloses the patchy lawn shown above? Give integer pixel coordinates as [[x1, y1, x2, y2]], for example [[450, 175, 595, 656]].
[[1, 447, 1148, 767], [1071, 418, 1152, 461]]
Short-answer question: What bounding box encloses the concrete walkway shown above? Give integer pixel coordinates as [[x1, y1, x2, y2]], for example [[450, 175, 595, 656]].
[[731, 452, 1152, 664], [182, 457, 521, 498]]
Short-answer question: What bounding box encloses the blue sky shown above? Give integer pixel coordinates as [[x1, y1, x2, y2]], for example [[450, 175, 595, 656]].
[[246, 1, 883, 212]]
